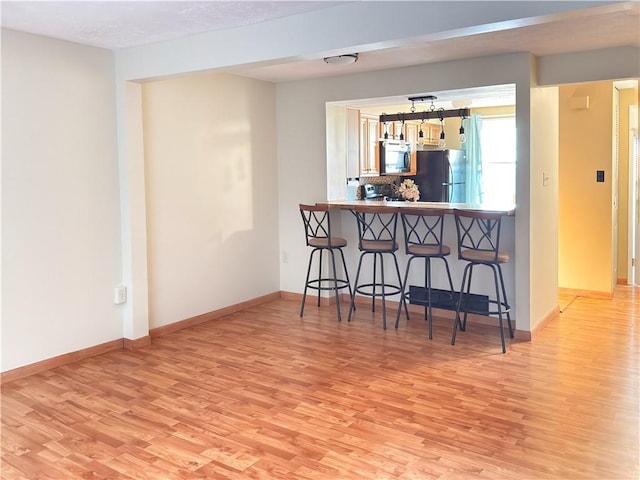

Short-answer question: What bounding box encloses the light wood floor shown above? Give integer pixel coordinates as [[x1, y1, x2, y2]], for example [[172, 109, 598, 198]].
[[2, 287, 638, 479]]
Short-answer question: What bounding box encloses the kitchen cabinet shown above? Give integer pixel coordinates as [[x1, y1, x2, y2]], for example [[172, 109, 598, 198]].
[[346, 108, 360, 178], [378, 119, 392, 143], [425, 122, 442, 146], [405, 123, 418, 175], [360, 114, 379, 176], [380, 121, 406, 142], [380, 120, 440, 147], [411, 121, 439, 147], [393, 121, 404, 140]]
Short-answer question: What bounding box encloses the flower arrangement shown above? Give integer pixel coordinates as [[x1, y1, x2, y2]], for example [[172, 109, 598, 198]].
[[397, 179, 420, 201]]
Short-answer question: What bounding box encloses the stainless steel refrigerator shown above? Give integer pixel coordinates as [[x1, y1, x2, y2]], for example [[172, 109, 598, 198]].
[[414, 149, 467, 202]]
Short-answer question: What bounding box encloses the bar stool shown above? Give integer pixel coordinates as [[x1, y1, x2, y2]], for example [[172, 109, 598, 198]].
[[347, 206, 408, 329], [394, 208, 455, 339], [299, 204, 353, 322], [451, 209, 514, 353]]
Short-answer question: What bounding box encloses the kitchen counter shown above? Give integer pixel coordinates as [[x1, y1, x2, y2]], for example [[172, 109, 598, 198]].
[[319, 200, 516, 216]]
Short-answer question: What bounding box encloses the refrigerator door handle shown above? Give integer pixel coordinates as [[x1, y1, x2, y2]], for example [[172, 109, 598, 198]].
[[448, 162, 454, 202]]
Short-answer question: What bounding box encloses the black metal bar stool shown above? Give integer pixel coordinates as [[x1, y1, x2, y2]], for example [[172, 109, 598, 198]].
[[451, 209, 514, 353], [347, 206, 408, 329], [395, 208, 455, 339], [299, 204, 353, 321]]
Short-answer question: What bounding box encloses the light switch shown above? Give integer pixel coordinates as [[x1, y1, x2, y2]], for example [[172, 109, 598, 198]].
[[542, 171, 550, 187]]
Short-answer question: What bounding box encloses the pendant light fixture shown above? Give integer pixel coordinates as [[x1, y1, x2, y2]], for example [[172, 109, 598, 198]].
[[381, 121, 390, 147], [458, 115, 467, 144], [379, 95, 470, 133], [378, 95, 471, 149], [438, 108, 446, 149]]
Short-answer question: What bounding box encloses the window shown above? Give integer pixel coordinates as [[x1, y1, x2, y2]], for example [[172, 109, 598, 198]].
[[480, 116, 516, 205]]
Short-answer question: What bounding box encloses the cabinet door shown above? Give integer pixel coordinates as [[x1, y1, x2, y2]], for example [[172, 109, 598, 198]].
[[394, 121, 404, 140], [359, 116, 368, 174], [405, 123, 418, 174], [427, 123, 441, 145], [346, 108, 360, 178], [367, 118, 379, 175]]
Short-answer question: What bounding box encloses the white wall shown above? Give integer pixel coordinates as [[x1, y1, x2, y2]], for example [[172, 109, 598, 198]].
[[141, 73, 279, 329], [539, 46, 640, 86], [529, 86, 560, 330], [1, 29, 122, 371]]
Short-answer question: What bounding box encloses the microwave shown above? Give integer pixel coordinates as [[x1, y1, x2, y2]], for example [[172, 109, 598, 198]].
[[380, 140, 411, 174]]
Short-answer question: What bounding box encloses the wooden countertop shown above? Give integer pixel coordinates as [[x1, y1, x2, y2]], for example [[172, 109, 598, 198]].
[[319, 200, 516, 216]]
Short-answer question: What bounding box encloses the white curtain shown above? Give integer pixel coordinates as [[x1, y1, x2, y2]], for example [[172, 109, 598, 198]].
[[463, 114, 483, 204]]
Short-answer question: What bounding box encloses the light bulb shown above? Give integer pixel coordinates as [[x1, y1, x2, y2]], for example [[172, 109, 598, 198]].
[[438, 130, 446, 149], [418, 128, 424, 146], [459, 123, 466, 144]]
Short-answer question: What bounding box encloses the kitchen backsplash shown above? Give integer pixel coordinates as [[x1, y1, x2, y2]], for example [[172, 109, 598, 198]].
[[348, 175, 403, 200]]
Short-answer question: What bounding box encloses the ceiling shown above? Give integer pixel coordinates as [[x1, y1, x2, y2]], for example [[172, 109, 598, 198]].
[[2, 1, 638, 108], [0, 1, 346, 50]]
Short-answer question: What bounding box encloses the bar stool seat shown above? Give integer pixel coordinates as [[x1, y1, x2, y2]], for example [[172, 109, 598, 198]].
[[299, 204, 353, 321], [451, 209, 514, 353], [395, 208, 455, 339], [348, 206, 408, 329]]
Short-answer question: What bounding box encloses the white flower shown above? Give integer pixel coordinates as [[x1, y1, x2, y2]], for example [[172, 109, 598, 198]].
[[398, 179, 420, 201]]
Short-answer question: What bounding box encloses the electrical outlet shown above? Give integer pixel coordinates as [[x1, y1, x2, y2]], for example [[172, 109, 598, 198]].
[[113, 285, 127, 304], [542, 171, 550, 187]]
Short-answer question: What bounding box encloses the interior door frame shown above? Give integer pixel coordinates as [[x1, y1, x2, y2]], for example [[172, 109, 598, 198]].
[[628, 104, 638, 285]]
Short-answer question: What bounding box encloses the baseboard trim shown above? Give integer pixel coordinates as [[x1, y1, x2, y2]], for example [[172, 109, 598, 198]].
[[528, 305, 560, 342], [123, 335, 152, 351], [149, 291, 282, 339], [1, 338, 125, 385], [1, 289, 528, 384], [281, 291, 336, 305], [559, 287, 613, 299], [2, 293, 283, 384]]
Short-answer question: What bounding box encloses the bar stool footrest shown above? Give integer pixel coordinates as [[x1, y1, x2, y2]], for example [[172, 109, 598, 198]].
[[354, 282, 403, 298], [305, 278, 351, 292], [459, 297, 510, 316]]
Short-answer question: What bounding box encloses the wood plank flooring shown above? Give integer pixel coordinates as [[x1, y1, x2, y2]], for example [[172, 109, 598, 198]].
[[2, 287, 639, 479]]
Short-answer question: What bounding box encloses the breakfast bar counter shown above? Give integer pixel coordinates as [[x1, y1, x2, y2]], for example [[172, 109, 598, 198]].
[[318, 199, 516, 216], [312, 199, 517, 334]]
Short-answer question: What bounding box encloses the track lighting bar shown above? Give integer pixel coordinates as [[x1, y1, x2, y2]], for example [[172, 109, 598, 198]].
[[379, 108, 470, 123]]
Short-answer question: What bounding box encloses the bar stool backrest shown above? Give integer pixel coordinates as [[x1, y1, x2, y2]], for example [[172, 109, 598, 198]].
[[353, 206, 400, 251], [400, 208, 448, 255], [300, 204, 340, 248], [454, 209, 507, 264]]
